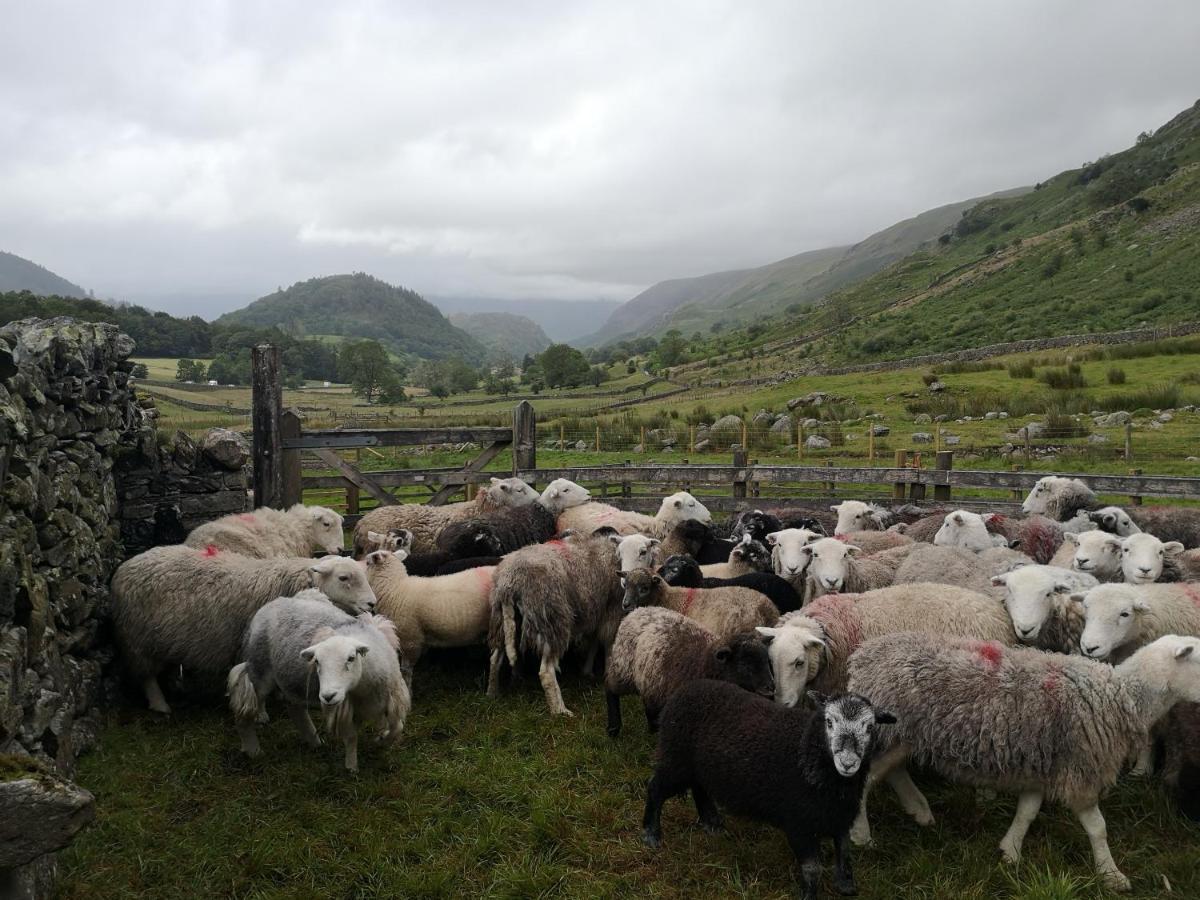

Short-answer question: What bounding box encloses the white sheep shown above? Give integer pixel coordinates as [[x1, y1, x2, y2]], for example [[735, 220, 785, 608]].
[[536, 477, 594, 515], [988, 564, 1098, 650], [848, 632, 1200, 890], [1020, 475, 1097, 522], [228, 591, 409, 772], [1049, 530, 1124, 581], [1077, 582, 1200, 661], [185, 504, 345, 558], [831, 500, 891, 535], [555, 490, 711, 538], [755, 613, 828, 707], [801, 537, 898, 603], [1119, 532, 1186, 584], [891, 544, 1030, 599], [933, 510, 1012, 551], [616, 533, 662, 573], [764, 528, 822, 589]]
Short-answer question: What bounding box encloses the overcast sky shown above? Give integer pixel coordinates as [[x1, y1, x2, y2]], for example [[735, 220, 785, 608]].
[[2, 1, 1198, 318]]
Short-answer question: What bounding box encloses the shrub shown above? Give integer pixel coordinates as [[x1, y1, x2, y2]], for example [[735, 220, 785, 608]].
[[1041, 251, 1065, 280], [1106, 367, 1127, 385], [1039, 364, 1086, 390], [921, 372, 938, 386], [1044, 412, 1091, 439], [1097, 384, 1181, 412], [1007, 360, 1035, 379]]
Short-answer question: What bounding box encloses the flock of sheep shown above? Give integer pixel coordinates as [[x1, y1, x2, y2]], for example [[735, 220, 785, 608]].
[[108, 473, 1200, 897]]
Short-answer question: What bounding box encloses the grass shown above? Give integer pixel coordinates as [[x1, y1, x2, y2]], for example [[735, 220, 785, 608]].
[[59, 650, 1200, 899]]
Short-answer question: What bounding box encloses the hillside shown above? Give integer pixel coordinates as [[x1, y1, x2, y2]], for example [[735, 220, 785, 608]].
[[583, 189, 1028, 346], [448, 312, 551, 361], [0, 251, 87, 298], [432, 296, 621, 343], [218, 273, 487, 363]]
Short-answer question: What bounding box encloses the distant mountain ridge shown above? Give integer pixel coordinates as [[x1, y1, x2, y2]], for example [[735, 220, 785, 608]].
[[0, 251, 87, 298], [448, 312, 551, 361], [432, 296, 622, 343], [217, 273, 487, 363]]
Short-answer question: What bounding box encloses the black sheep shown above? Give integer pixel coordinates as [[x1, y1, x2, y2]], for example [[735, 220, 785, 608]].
[[642, 681, 895, 900], [404, 520, 504, 576], [458, 502, 559, 554], [658, 554, 801, 614], [435, 555, 504, 575], [732, 508, 827, 543], [668, 519, 736, 565]]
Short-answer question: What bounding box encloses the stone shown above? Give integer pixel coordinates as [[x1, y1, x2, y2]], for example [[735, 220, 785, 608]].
[[0, 770, 95, 868], [998, 412, 1008, 419], [911, 432, 933, 444], [752, 410, 773, 427], [984, 412, 999, 420], [1149, 420, 1164, 430], [805, 435, 831, 450], [574, 440, 588, 450], [803, 418, 819, 429], [1017, 422, 1045, 439], [710, 414, 743, 434], [1088, 433, 1109, 443], [870, 425, 889, 437], [1157, 412, 1174, 423], [693, 439, 711, 452], [943, 435, 961, 446], [769, 415, 794, 434], [912, 414, 932, 425], [927, 380, 946, 393], [631, 444, 644, 454], [1093, 411, 1131, 427]]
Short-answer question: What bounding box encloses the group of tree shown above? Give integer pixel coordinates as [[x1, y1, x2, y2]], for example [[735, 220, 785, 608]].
[[519, 343, 608, 391], [175, 358, 207, 382], [409, 356, 480, 398]]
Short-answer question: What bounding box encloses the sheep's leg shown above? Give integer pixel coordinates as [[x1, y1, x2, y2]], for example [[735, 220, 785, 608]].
[[1130, 737, 1154, 777], [831, 830, 857, 897], [1074, 803, 1130, 892], [582, 642, 600, 678], [234, 721, 261, 757], [605, 690, 622, 738], [287, 703, 322, 748], [538, 653, 572, 717], [644, 704, 661, 733], [886, 767, 934, 826], [142, 676, 171, 715], [998, 790, 1043, 864], [691, 783, 723, 834], [850, 743, 911, 846], [486, 649, 503, 698], [642, 772, 685, 848], [343, 728, 359, 773], [785, 831, 822, 900]]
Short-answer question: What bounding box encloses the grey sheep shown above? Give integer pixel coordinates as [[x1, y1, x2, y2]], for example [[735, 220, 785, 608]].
[[621, 568, 779, 645], [185, 503, 344, 558], [892, 544, 1031, 597], [847, 631, 1200, 890], [111, 544, 376, 714], [228, 591, 409, 772], [604, 607, 774, 736], [1020, 475, 1098, 522]]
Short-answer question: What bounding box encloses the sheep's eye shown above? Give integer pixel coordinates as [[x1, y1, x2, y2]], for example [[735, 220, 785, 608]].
[[825, 717, 833, 727], [1120, 611, 1130, 618], [338, 574, 349, 582], [347, 655, 355, 663], [794, 660, 805, 668]]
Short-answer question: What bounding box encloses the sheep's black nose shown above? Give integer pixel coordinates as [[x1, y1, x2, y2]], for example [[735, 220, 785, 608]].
[[1138, 567, 1151, 574], [321, 691, 337, 703], [1085, 645, 1099, 655]]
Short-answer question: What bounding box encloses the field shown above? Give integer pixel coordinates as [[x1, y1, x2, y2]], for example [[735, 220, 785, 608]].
[[58, 651, 1199, 900]]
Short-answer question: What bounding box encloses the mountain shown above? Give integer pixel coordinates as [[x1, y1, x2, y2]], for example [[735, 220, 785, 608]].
[[582, 190, 1029, 347], [217, 273, 487, 363], [448, 312, 552, 361], [0, 251, 87, 298], [431, 296, 622, 343]]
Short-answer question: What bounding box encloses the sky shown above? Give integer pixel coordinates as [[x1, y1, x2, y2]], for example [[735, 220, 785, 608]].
[[2, 1, 1198, 319]]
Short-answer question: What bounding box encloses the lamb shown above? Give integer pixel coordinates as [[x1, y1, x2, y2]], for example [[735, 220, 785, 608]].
[[1076, 582, 1200, 661], [1119, 505, 1200, 549], [700, 536, 773, 578], [1119, 532, 1187, 584], [185, 503, 345, 558], [892, 544, 1031, 597], [604, 608, 774, 736], [1162, 702, 1200, 821], [988, 564, 1098, 650], [363, 549, 497, 678], [555, 490, 711, 539], [111, 545, 376, 714], [801, 583, 1014, 694], [657, 553, 802, 613], [755, 614, 828, 707], [1048, 530, 1124, 581], [847, 631, 1200, 889], [802, 537, 900, 603], [227, 591, 409, 772], [620, 568, 779, 645], [352, 476, 538, 557], [486, 532, 623, 716], [641, 679, 895, 900], [1020, 475, 1098, 522]]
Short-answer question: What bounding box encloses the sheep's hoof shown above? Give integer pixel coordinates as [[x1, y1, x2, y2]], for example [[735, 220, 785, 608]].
[[848, 825, 873, 848], [998, 843, 1021, 865], [554, 707, 575, 718], [641, 829, 661, 849], [148, 701, 172, 715], [1102, 870, 1131, 892], [832, 873, 858, 896], [914, 809, 935, 827]]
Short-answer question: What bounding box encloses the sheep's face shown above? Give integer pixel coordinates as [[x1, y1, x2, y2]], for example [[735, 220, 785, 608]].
[[832, 501, 883, 536], [1076, 584, 1146, 659], [757, 621, 825, 707], [1089, 506, 1140, 537], [766, 529, 820, 579], [730, 509, 780, 543], [302, 634, 368, 707], [657, 554, 700, 586], [658, 492, 711, 527], [310, 557, 377, 613], [620, 570, 659, 612], [487, 477, 539, 508], [1121, 533, 1183, 585], [1065, 531, 1122, 579], [805, 538, 859, 595], [365, 529, 413, 555], [308, 506, 346, 555], [1154, 636, 1200, 704], [540, 478, 590, 513], [714, 634, 775, 699], [443, 522, 504, 558], [810, 692, 896, 778], [616, 534, 660, 573], [933, 511, 994, 552], [991, 565, 1091, 642], [1021, 477, 1058, 516], [730, 538, 771, 572]]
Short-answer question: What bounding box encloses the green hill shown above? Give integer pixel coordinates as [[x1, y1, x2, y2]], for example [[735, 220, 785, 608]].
[[448, 312, 551, 361], [217, 273, 487, 363], [0, 251, 87, 297]]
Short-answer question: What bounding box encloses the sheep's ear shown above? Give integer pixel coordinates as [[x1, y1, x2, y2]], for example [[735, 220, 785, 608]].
[[990, 574, 1008, 587], [755, 626, 777, 645], [951, 513, 964, 525], [740, 533, 752, 545], [648, 538, 661, 549], [806, 690, 828, 709], [1164, 541, 1185, 557], [490, 477, 501, 486], [673, 498, 683, 508], [607, 533, 623, 546], [1175, 644, 1196, 660], [393, 547, 409, 563], [309, 557, 337, 575], [829, 504, 840, 512], [873, 709, 898, 725], [301, 645, 319, 662], [1052, 581, 1074, 594], [1068, 592, 1087, 604], [1064, 533, 1080, 546], [355, 643, 370, 657], [1008, 539, 1022, 550], [714, 647, 732, 661], [765, 531, 781, 546], [1133, 599, 1150, 613], [367, 530, 386, 544], [394, 529, 414, 549], [844, 544, 862, 557]]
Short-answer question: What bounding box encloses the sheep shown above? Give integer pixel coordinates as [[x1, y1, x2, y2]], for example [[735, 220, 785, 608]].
[[802, 583, 1014, 694], [988, 564, 1098, 650], [449, 496, 562, 555], [620, 568, 779, 645], [765, 528, 822, 589], [657, 553, 802, 613], [847, 631, 1200, 890], [981, 513, 1064, 564], [353, 476, 538, 557], [227, 591, 409, 772], [1162, 702, 1200, 821], [111, 545, 376, 714], [434, 555, 504, 575], [834, 529, 913, 555], [1020, 475, 1098, 522], [486, 532, 623, 716], [801, 537, 900, 603], [363, 549, 497, 679], [831, 500, 892, 535], [933, 509, 1011, 551], [1048, 530, 1124, 581], [555, 490, 711, 539], [1076, 582, 1200, 661], [604, 608, 774, 736], [1119, 505, 1200, 549], [641, 679, 895, 900], [1086, 506, 1142, 536], [185, 503, 345, 558], [616, 533, 662, 573], [892, 544, 1031, 597], [755, 614, 828, 707], [400, 520, 505, 576], [1118, 532, 1187, 584], [700, 536, 773, 578], [730, 508, 826, 543]]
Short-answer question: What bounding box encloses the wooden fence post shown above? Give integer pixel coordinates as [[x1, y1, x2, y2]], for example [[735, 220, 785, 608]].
[[733, 449, 747, 501], [933, 450, 953, 503], [1124, 422, 1133, 462], [280, 408, 303, 507], [596, 423, 601, 452], [252, 343, 284, 509], [346, 484, 360, 516], [893, 449, 908, 501], [1129, 468, 1143, 505], [513, 401, 536, 472]]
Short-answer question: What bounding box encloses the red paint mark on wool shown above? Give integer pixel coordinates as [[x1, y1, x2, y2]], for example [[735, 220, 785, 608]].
[[1041, 663, 1062, 693], [237, 513, 257, 524], [1182, 584, 1200, 611], [972, 641, 1003, 670], [545, 539, 572, 559], [835, 533, 849, 542], [807, 594, 862, 652], [681, 588, 698, 615], [474, 566, 495, 595], [202, 545, 219, 558]]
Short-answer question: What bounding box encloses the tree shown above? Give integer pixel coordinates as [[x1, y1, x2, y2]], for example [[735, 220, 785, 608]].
[[587, 365, 605, 387], [338, 340, 404, 404], [537, 343, 591, 388], [656, 330, 688, 367], [131, 363, 148, 378], [176, 358, 205, 382]]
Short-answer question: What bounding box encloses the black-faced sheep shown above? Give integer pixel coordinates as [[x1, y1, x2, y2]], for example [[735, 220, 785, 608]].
[[111, 545, 376, 714], [621, 568, 779, 644], [227, 591, 409, 772], [447, 498, 560, 556], [604, 608, 774, 736], [847, 632, 1200, 890], [700, 536, 773, 578], [1076, 582, 1200, 661], [730, 508, 826, 543], [399, 520, 505, 576], [657, 553, 802, 614], [185, 503, 345, 558], [642, 680, 894, 900]]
